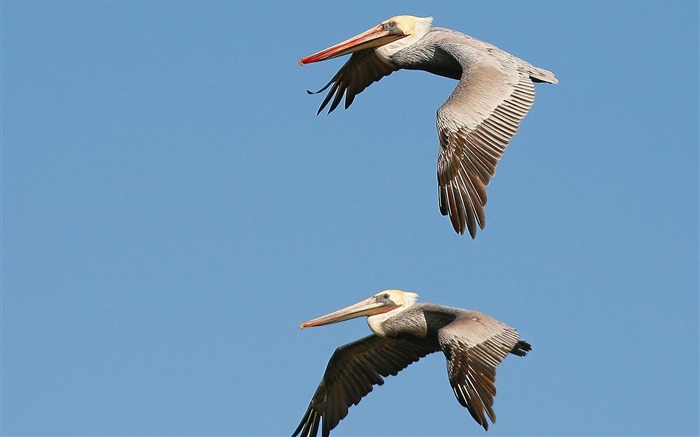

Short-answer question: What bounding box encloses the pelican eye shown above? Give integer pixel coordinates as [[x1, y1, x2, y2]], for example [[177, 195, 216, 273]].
[[384, 20, 398, 30], [382, 293, 390, 299]]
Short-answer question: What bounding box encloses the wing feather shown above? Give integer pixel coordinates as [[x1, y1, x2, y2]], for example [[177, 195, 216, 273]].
[[438, 311, 531, 430], [437, 58, 537, 237], [308, 50, 398, 115], [292, 335, 437, 437]]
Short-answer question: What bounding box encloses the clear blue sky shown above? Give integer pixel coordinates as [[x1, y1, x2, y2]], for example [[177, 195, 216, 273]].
[[3, 1, 698, 436]]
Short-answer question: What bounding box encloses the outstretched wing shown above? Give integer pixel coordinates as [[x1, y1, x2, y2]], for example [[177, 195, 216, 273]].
[[292, 334, 437, 437], [437, 311, 530, 430], [308, 50, 398, 114], [436, 54, 539, 238]]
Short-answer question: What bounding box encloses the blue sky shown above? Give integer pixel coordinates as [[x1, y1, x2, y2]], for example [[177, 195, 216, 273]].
[[2, 1, 698, 436]]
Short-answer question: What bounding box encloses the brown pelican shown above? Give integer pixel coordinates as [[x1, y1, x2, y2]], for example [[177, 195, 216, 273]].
[[292, 289, 531, 437], [299, 15, 558, 238]]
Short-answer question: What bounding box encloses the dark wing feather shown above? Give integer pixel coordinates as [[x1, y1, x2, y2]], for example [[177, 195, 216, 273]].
[[292, 334, 437, 437], [308, 50, 398, 115], [437, 311, 529, 430], [437, 58, 537, 237]]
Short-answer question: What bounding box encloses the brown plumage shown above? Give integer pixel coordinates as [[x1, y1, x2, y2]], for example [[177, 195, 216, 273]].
[[300, 15, 557, 237], [293, 290, 531, 437]]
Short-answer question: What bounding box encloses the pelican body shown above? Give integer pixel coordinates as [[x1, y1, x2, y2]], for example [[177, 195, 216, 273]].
[[300, 15, 558, 238], [292, 290, 531, 437]]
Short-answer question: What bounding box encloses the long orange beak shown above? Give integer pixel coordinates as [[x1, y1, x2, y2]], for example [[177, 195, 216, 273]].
[[299, 295, 398, 329], [299, 23, 406, 65]]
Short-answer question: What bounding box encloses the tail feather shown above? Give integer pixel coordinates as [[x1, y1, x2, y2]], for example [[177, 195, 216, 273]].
[[510, 340, 532, 357], [529, 66, 558, 84]]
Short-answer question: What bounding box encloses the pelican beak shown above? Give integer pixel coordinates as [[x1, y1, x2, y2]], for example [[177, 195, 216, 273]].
[[300, 295, 397, 329], [299, 23, 406, 65]]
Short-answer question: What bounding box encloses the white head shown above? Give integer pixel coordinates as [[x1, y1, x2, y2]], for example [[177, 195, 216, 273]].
[[371, 289, 419, 308], [365, 289, 419, 336], [375, 15, 434, 60]]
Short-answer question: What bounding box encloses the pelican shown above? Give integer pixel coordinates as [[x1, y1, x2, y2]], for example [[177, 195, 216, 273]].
[[299, 15, 558, 238], [292, 289, 531, 437]]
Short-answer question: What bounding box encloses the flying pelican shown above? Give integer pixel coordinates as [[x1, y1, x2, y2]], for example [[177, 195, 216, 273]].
[[292, 289, 531, 437], [299, 15, 558, 238]]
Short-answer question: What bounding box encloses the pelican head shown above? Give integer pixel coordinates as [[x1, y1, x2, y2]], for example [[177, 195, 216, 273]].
[[299, 289, 419, 329], [299, 15, 433, 65]]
